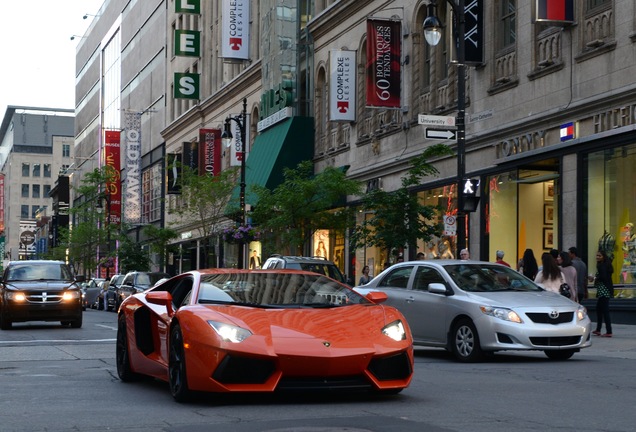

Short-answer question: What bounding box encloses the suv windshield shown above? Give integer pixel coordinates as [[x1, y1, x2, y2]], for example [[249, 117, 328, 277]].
[[7, 262, 73, 281]]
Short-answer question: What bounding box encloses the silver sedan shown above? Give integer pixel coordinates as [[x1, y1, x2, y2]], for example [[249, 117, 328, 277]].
[[355, 260, 592, 362]]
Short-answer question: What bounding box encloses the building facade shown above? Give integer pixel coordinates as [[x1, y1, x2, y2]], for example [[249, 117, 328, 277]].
[[0, 106, 75, 267], [73, 0, 636, 304]]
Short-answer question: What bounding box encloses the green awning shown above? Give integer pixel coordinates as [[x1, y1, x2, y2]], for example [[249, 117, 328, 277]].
[[231, 116, 314, 209]]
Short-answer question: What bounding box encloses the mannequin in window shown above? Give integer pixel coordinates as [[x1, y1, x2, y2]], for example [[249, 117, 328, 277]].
[[315, 241, 327, 258]]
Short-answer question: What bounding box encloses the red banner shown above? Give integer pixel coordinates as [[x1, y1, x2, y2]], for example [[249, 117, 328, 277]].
[[199, 129, 222, 176], [536, 0, 574, 24], [104, 130, 122, 225], [0, 174, 4, 233], [366, 19, 401, 108]]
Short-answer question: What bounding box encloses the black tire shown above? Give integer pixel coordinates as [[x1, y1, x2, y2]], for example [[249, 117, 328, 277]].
[[451, 319, 484, 362], [544, 349, 575, 360], [0, 312, 12, 330], [116, 314, 140, 382], [169, 323, 193, 402], [70, 312, 83, 328]]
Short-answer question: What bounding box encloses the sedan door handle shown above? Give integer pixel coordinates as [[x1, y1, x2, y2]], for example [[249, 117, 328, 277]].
[[405, 296, 415, 303]]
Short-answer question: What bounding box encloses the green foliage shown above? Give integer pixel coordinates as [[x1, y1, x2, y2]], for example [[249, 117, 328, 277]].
[[251, 161, 361, 254], [143, 225, 179, 270], [116, 228, 151, 273], [349, 144, 454, 254]]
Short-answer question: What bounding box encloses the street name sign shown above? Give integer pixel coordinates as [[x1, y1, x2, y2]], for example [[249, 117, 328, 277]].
[[418, 114, 456, 127], [425, 127, 457, 140]]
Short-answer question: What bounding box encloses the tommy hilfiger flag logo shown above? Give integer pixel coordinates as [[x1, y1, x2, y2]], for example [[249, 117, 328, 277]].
[[560, 122, 575, 141]]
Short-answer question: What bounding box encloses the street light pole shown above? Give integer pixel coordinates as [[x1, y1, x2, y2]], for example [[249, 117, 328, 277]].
[[222, 97, 248, 269], [424, 0, 467, 253]]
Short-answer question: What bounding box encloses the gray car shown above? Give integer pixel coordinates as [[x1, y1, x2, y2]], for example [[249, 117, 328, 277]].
[[355, 260, 592, 362]]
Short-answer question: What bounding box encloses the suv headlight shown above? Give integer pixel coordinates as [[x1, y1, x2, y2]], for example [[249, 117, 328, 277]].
[[7, 292, 27, 302], [62, 291, 81, 301]]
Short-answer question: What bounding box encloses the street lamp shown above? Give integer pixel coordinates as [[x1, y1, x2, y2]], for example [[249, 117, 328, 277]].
[[221, 97, 248, 269], [423, 0, 468, 253]]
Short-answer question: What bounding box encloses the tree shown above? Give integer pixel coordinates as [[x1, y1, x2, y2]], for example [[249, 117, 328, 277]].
[[251, 161, 362, 255], [143, 225, 179, 273], [168, 165, 239, 267], [349, 144, 454, 258], [116, 225, 151, 273]]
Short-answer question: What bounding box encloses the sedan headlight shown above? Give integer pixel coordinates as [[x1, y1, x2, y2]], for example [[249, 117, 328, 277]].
[[382, 320, 406, 341], [208, 321, 252, 343], [480, 306, 523, 323], [577, 305, 588, 321]]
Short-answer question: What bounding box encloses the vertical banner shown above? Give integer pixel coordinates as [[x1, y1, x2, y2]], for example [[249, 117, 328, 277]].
[[124, 112, 142, 225], [182, 141, 199, 174], [535, 0, 575, 24], [463, 0, 484, 64], [199, 129, 222, 176], [104, 130, 122, 225], [365, 19, 401, 108], [221, 0, 250, 60], [229, 114, 250, 167], [329, 50, 356, 121], [0, 174, 4, 234], [166, 153, 182, 194]]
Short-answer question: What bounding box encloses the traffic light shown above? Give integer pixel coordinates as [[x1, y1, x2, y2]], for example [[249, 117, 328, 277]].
[[461, 178, 480, 212]]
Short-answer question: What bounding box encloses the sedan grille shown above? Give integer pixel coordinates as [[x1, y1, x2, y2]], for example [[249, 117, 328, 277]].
[[526, 312, 574, 324], [530, 336, 582, 346]]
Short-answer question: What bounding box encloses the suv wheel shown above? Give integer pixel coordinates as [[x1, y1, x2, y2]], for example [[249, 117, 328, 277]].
[[70, 312, 83, 328]]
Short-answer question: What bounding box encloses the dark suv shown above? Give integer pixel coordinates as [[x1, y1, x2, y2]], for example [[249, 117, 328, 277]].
[[115, 271, 170, 309], [261, 255, 349, 285], [0, 260, 85, 329]]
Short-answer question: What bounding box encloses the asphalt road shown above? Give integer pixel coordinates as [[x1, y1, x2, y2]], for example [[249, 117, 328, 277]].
[[1, 309, 636, 432]]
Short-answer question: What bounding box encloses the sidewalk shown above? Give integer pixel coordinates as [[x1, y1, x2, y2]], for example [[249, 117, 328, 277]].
[[578, 323, 636, 360]]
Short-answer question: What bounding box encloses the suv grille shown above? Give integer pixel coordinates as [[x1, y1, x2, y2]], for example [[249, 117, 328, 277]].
[[26, 292, 64, 303]]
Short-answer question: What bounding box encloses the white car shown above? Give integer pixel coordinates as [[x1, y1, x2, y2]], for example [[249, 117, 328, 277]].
[[355, 260, 592, 362]]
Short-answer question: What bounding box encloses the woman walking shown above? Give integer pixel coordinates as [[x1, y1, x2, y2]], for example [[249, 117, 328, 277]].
[[592, 250, 614, 337], [518, 248, 539, 280], [534, 253, 565, 294], [557, 250, 578, 302]]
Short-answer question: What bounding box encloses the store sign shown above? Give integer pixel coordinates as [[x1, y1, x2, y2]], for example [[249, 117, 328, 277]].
[[221, 0, 250, 60], [329, 50, 356, 121], [497, 129, 547, 157], [124, 112, 142, 225], [173, 3, 200, 99], [199, 129, 222, 176], [104, 130, 122, 225], [167, 153, 182, 195]]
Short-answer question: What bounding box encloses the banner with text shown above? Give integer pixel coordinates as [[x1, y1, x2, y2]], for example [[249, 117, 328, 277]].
[[329, 50, 356, 121], [365, 19, 401, 108], [124, 112, 142, 225], [199, 129, 222, 176], [104, 130, 122, 225], [221, 0, 250, 60]]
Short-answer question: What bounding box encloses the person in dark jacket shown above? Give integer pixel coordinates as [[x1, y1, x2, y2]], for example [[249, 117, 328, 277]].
[[592, 249, 614, 337], [517, 248, 538, 280]]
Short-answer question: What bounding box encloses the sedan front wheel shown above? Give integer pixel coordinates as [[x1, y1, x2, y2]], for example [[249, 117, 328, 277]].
[[451, 319, 484, 362]]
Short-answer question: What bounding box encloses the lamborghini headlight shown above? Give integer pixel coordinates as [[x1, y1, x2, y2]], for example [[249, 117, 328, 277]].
[[208, 321, 252, 343], [382, 320, 406, 341], [480, 306, 523, 323]]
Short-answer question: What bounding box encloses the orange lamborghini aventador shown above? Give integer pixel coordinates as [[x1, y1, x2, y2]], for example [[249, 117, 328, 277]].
[[116, 269, 413, 402]]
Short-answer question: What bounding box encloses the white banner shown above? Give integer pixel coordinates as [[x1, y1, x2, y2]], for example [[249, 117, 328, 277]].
[[329, 50, 356, 121], [124, 112, 142, 225], [221, 0, 250, 60], [230, 114, 250, 167]]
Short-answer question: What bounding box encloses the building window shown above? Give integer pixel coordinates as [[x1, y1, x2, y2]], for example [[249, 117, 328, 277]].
[[499, 0, 517, 50], [32, 164, 41, 177], [44, 184, 51, 197], [587, 0, 610, 11], [21, 205, 29, 219], [44, 164, 52, 177], [33, 184, 40, 198], [141, 163, 162, 223], [62, 144, 70, 157], [22, 184, 29, 198], [22, 163, 30, 177], [31, 205, 39, 219]]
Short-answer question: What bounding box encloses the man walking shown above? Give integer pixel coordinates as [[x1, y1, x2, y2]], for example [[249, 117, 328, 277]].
[[569, 246, 588, 302]]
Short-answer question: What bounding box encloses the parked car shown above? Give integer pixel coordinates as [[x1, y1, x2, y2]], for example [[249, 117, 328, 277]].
[[355, 260, 592, 362], [0, 260, 85, 329], [115, 271, 170, 309], [262, 255, 349, 285], [83, 278, 105, 309], [116, 269, 413, 402], [105, 274, 125, 311]]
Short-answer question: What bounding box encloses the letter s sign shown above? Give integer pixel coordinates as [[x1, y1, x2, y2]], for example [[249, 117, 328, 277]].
[[174, 73, 200, 99]]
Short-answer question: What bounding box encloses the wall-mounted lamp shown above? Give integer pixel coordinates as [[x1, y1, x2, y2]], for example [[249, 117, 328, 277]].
[[83, 13, 100, 20], [70, 35, 86, 41]]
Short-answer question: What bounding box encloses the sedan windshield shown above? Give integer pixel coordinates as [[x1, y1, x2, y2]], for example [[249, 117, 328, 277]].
[[197, 272, 369, 307], [445, 264, 542, 293]]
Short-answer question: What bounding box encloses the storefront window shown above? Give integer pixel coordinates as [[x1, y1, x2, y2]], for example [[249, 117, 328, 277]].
[[585, 144, 636, 298], [415, 185, 458, 260]]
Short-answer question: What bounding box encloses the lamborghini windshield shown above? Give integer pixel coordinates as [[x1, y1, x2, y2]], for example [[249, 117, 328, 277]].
[[197, 271, 370, 307]]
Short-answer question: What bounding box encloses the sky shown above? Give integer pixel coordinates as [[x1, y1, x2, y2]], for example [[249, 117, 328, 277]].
[[0, 0, 105, 117]]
